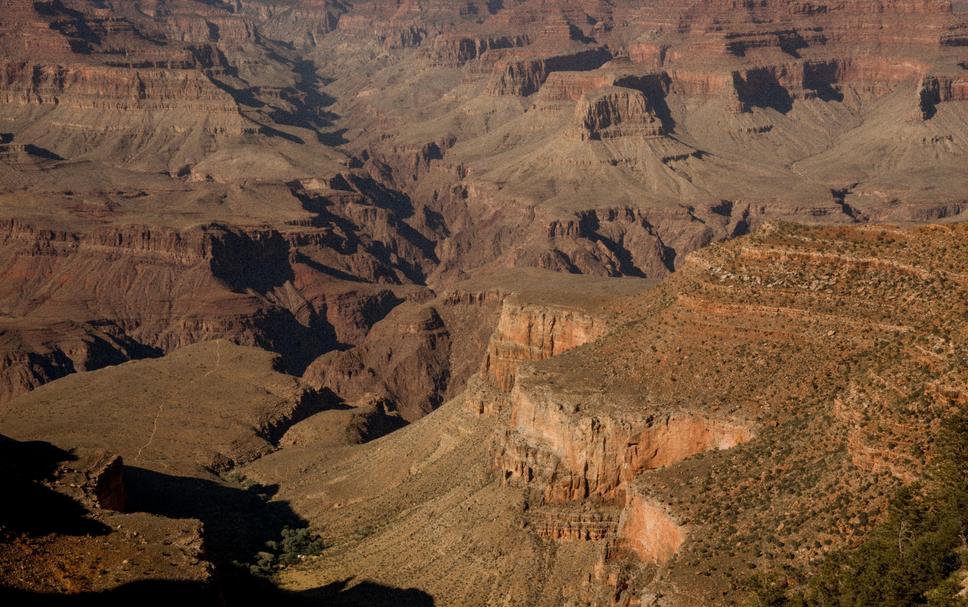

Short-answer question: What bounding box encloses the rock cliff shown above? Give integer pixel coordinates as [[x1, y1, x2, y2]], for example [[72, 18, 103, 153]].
[[482, 300, 609, 392], [0, 1, 967, 603], [234, 221, 966, 607]]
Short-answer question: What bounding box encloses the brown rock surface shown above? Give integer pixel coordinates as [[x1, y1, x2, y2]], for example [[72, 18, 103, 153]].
[[0, 340, 326, 474], [238, 221, 966, 606], [483, 301, 609, 392], [0, 434, 212, 601], [0, 0, 964, 411], [0, 0, 967, 604]]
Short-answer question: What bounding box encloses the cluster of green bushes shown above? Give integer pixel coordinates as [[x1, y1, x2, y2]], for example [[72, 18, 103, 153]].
[[747, 414, 968, 607], [235, 526, 327, 578]]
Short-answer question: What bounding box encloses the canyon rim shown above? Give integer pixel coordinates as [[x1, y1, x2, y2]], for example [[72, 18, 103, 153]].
[[0, 1, 967, 606]]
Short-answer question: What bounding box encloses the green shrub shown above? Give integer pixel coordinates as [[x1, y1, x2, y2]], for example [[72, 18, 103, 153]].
[[746, 413, 968, 607], [235, 526, 327, 578]]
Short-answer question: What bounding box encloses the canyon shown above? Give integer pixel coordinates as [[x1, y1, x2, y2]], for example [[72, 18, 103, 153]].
[[0, 0, 966, 606]]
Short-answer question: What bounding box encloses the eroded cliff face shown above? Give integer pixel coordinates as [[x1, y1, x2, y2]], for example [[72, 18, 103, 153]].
[[497, 372, 753, 550], [0, 217, 418, 404], [616, 494, 686, 565], [487, 49, 614, 96], [302, 283, 512, 422], [482, 301, 608, 392], [304, 304, 453, 422], [469, 276, 754, 572], [469, 220, 967, 597], [226, 222, 968, 607], [575, 86, 666, 140], [918, 71, 968, 117]]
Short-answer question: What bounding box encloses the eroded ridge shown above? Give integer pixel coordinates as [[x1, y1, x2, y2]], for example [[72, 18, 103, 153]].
[[38, 220, 957, 607], [470, 221, 966, 602]]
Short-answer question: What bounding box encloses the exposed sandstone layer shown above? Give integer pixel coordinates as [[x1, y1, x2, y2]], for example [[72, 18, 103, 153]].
[[617, 494, 686, 565], [243, 222, 966, 607], [482, 301, 608, 392], [489, 221, 967, 603], [499, 379, 753, 503], [0, 1, 966, 603], [575, 86, 667, 140]]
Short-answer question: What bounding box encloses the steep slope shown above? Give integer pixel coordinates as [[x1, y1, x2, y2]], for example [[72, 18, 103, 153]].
[[0, 2, 967, 603], [239, 221, 966, 607], [0, 0, 966, 410]]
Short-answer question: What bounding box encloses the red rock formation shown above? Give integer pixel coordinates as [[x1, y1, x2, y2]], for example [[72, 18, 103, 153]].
[[488, 49, 612, 96], [532, 71, 619, 104], [499, 376, 752, 503], [529, 506, 619, 542], [482, 300, 608, 392], [431, 34, 530, 67], [0, 61, 241, 113], [918, 72, 968, 117], [575, 86, 666, 140], [616, 493, 685, 565]]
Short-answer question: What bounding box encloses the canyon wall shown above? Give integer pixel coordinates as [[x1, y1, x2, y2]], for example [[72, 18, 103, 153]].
[[482, 301, 609, 392]]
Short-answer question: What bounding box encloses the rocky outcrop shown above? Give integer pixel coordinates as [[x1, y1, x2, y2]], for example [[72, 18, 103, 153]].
[[918, 72, 968, 118], [280, 393, 405, 448], [528, 506, 620, 542], [728, 56, 931, 112], [431, 34, 530, 67], [532, 71, 620, 104], [0, 173, 443, 409], [86, 452, 126, 512], [0, 432, 211, 595], [0, 61, 242, 114], [574, 86, 666, 140], [304, 304, 452, 422], [488, 48, 612, 96], [304, 285, 505, 422], [616, 493, 685, 565], [499, 376, 752, 503], [0, 318, 156, 405], [540, 207, 683, 279], [239, 0, 342, 46], [482, 301, 608, 392], [0, 216, 429, 403]]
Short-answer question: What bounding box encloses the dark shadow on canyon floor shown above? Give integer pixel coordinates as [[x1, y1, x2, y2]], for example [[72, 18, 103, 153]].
[[0, 458, 435, 606], [0, 578, 436, 607], [0, 436, 110, 537]]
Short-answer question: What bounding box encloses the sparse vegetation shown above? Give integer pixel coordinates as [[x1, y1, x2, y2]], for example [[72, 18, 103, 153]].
[[235, 526, 327, 578], [745, 414, 968, 607]]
